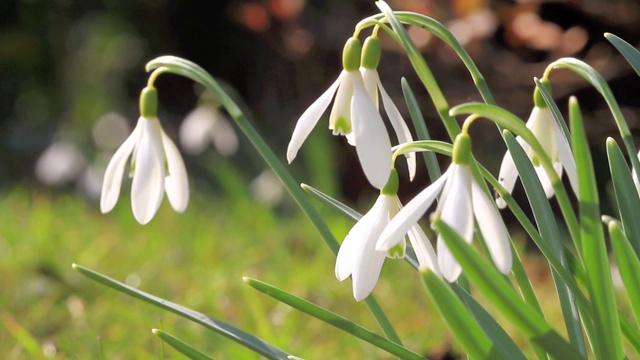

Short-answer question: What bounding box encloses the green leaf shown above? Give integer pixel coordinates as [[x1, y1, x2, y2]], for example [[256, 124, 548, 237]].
[[606, 138, 640, 256], [432, 219, 584, 359], [152, 329, 214, 360], [605, 33, 640, 78], [72, 264, 294, 360], [401, 78, 442, 182], [607, 219, 640, 328], [569, 97, 623, 360], [450, 283, 527, 360], [503, 130, 586, 355], [243, 277, 424, 360], [300, 183, 361, 222], [421, 271, 508, 360]]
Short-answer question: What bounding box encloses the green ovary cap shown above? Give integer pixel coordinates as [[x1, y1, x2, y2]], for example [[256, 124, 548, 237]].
[[452, 133, 472, 165], [342, 37, 362, 72], [533, 78, 552, 108], [381, 168, 399, 195], [361, 36, 381, 70], [140, 87, 158, 118]]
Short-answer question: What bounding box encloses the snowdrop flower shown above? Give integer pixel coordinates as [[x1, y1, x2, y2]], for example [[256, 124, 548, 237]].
[[360, 36, 417, 180], [100, 86, 189, 225], [378, 134, 512, 282], [336, 170, 439, 301], [287, 37, 392, 189], [496, 87, 577, 209]]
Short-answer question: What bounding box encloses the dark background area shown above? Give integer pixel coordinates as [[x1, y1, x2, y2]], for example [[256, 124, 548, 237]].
[[1, 0, 640, 207]]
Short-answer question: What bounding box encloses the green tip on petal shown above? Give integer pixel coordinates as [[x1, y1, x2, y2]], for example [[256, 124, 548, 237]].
[[140, 86, 158, 118], [387, 242, 406, 258], [361, 36, 381, 70], [452, 133, 472, 165], [381, 168, 399, 195], [533, 78, 552, 108], [342, 37, 362, 72]]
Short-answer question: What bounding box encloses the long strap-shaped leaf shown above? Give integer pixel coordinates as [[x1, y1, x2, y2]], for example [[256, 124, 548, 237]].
[[606, 137, 640, 255], [569, 98, 624, 360], [243, 277, 424, 360], [432, 220, 585, 359], [421, 271, 509, 360], [152, 329, 215, 360], [607, 219, 640, 329], [72, 264, 293, 360]]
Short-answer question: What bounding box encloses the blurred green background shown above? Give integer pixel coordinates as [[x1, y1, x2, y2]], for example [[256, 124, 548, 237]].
[[2, 0, 640, 358]]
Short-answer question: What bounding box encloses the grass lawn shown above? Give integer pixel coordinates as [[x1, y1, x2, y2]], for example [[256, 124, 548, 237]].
[[0, 182, 562, 359]]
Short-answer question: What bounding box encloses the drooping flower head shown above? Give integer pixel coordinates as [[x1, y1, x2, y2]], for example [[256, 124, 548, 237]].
[[287, 37, 392, 189], [100, 86, 189, 225], [360, 35, 417, 180], [496, 81, 578, 208], [378, 133, 512, 282], [336, 169, 439, 301]]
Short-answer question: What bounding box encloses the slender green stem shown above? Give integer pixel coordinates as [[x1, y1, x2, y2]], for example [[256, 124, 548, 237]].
[[144, 56, 402, 345], [375, 1, 460, 139], [544, 58, 640, 187]]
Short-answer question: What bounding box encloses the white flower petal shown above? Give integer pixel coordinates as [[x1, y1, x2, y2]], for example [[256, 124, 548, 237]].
[[472, 179, 512, 275], [438, 164, 473, 281], [350, 74, 392, 189], [407, 224, 440, 276], [378, 77, 417, 181], [162, 131, 189, 213], [534, 165, 555, 199], [131, 118, 166, 225], [329, 71, 353, 135], [100, 120, 142, 213], [377, 167, 450, 250], [360, 68, 379, 109], [287, 75, 341, 163], [351, 195, 390, 301], [496, 150, 518, 209], [437, 236, 462, 282], [552, 117, 578, 194]]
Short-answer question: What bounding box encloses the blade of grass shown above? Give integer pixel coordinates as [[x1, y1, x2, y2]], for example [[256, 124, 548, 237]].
[[242, 277, 424, 360], [152, 329, 214, 360], [421, 271, 509, 360], [72, 264, 294, 360], [1, 313, 46, 360], [607, 219, 640, 328], [569, 97, 623, 359], [606, 137, 640, 255], [433, 219, 584, 359]]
